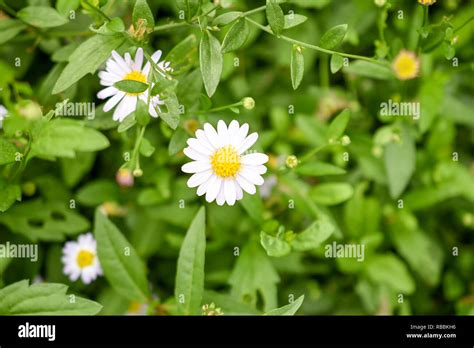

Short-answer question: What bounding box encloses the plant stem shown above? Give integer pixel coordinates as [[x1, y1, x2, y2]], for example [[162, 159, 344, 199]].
[[130, 125, 146, 172], [454, 16, 473, 33], [320, 54, 330, 89], [153, 22, 190, 32], [245, 17, 389, 66], [195, 100, 243, 114], [82, 0, 111, 22], [242, 5, 266, 17]]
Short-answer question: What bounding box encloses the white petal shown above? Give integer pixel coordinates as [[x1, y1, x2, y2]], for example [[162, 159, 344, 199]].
[[236, 174, 256, 194], [134, 48, 144, 70], [151, 50, 163, 63], [142, 62, 151, 76], [217, 120, 229, 145], [187, 170, 212, 188], [106, 60, 124, 76], [197, 175, 214, 196], [182, 161, 211, 173], [216, 186, 226, 206], [228, 120, 240, 144], [113, 96, 135, 122], [203, 123, 221, 149], [241, 153, 269, 165], [238, 133, 258, 154], [250, 165, 267, 175], [184, 147, 210, 161], [124, 52, 132, 66], [231, 123, 249, 147], [195, 129, 216, 152], [111, 50, 131, 73], [239, 167, 264, 185], [103, 91, 126, 112], [97, 86, 118, 99], [187, 138, 212, 156], [205, 177, 222, 203], [99, 71, 121, 83], [224, 179, 236, 206], [235, 183, 243, 200]]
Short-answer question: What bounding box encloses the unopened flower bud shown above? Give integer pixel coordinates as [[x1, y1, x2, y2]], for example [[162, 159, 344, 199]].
[[242, 97, 255, 110], [341, 135, 351, 146], [133, 168, 143, 177], [116, 168, 134, 187], [285, 155, 298, 169]]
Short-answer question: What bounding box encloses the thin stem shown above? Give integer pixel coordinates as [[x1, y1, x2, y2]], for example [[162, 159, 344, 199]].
[[245, 17, 389, 66], [0, 0, 16, 16], [153, 22, 190, 32], [242, 5, 266, 17], [454, 16, 473, 33], [130, 125, 146, 172], [195, 101, 243, 114], [82, 0, 111, 22], [200, 4, 221, 18]]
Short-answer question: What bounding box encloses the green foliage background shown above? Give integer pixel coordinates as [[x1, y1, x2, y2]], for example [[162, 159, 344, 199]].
[[0, 0, 473, 316]]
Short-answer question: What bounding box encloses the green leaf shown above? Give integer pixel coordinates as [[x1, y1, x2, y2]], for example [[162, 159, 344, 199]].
[[0, 19, 27, 45], [140, 137, 155, 157], [168, 128, 188, 156], [344, 60, 394, 80], [165, 34, 198, 75], [53, 35, 125, 94], [117, 113, 136, 132], [175, 206, 206, 315], [320, 24, 347, 50], [384, 124, 416, 199], [266, 0, 285, 36], [176, 0, 201, 22], [283, 14, 307, 29], [18, 6, 68, 28], [30, 119, 110, 159], [0, 184, 21, 212], [260, 231, 291, 257], [114, 80, 149, 94], [265, 295, 304, 315], [291, 218, 335, 251], [229, 242, 280, 312], [296, 162, 346, 177], [157, 91, 181, 129], [132, 0, 155, 30], [240, 193, 264, 223], [76, 179, 119, 206], [221, 19, 250, 53], [202, 290, 261, 315], [56, 0, 80, 16], [212, 11, 242, 26], [364, 253, 415, 294], [327, 108, 350, 140], [290, 45, 304, 90], [199, 30, 223, 97], [330, 54, 344, 73], [0, 138, 17, 165], [310, 183, 354, 206], [60, 152, 96, 187], [0, 280, 102, 315], [94, 209, 150, 302]]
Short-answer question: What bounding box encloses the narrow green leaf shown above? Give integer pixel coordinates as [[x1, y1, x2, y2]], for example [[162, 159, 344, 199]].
[[319, 24, 347, 50], [283, 14, 307, 29], [330, 54, 344, 73], [291, 45, 304, 90], [265, 295, 304, 315], [221, 19, 250, 53], [94, 209, 150, 302], [175, 206, 206, 315], [114, 80, 149, 94], [18, 6, 68, 28], [132, 0, 155, 30], [296, 162, 346, 177], [176, 0, 201, 22], [310, 183, 354, 206], [344, 60, 394, 80], [266, 0, 285, 36], [0, 20, 26, 45], [327, 108, 350, 140], [165, 34, 198, 75], [212, 11, 242, 26], [199, 30, 223, 97]]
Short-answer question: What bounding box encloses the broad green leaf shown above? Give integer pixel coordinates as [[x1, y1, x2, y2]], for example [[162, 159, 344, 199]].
[[30, 119, 110, 159], [0, 138, 17, 165], [319, 24, 347, 49], [283, 14, 307, 29], [157, 91, 181, 129], [132, 0, 155, 30], [344, 60, 394, 80], [265, 295, 304, 315], [229, 242, 280, 312], [291, 45, 304, 90], [260, 231, 291, 257], [199, 30, 223, 97], [165, 34, 198, 75], [327, 108, 350, 140], [0, 19, 27, 45], [56, 0, 80, 16], [168, 128, 188, 156], [330, 54, 344, 73], [296, 162, 346, 177], [140, 138, 155, 157], [0, 199, 89, 241], [212, 11, 242, 26], [291, 218, 335, 251], [176, 0, 201, 22], [240, 193, 264, 223], [266, 0, 285, 36], [364, 253, 415, 294], [135, 100, 150, 126], [53, 35, 125, 94], [0, 280, 102, 315], [384, 124, 416, 199], [76, 179, 119, 206], [0, 184, 21, 212], [60, 152, 96, 187], [18, 6, 68, 28], [175, 206, 206, 315], [310, 183, 354, 206], [114, 80, 149, 94], [94, 209, 150, 302], [221, 19, 249, 53]]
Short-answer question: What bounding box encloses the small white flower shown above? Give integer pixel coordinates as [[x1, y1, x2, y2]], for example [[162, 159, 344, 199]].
[[97, 47, 171, 122], [0, 104, 8, 129], [61, 233, 103, 284], [182, 120, 269, 206]]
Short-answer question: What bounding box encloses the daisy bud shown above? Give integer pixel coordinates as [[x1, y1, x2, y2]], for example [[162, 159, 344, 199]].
[[285, 155, 298, 169], [392, 50, 420, 80], [116, 168, 134, 187], [374, 0, 386, 7], [418, 0, 436, 5], [133, 168, 143, 177], [202, 303, 223, 316], [242, 97, 255, 110], [341, 135, 351, 146]]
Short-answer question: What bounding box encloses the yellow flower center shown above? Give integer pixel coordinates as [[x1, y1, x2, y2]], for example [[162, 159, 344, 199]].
[[392, 51, 419, 80], [123, 70, 147, 96], [211, 145, 241, 178], [76, 250, 95, 269]]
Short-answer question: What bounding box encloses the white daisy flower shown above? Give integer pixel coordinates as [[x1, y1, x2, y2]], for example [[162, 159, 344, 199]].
[[0, 104, 8, 129], [61, 233, 103, 284], [97, 47, 172, 122], [182, 120, 269, 206]]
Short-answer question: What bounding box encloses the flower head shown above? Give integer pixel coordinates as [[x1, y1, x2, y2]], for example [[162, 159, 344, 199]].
[[182, 120, 268, 206], [392, 50, 420, 80], [62, 233, 102, 284], [418, 0, 436, 5], [97, 47, 171, 122]]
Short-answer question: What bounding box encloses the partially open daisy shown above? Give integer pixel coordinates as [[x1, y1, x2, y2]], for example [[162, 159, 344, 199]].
[[62, 233, 102, 284], [182, 120, 268, 206], [392, 50, 420, 80], [97, 47, 171, 122]]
